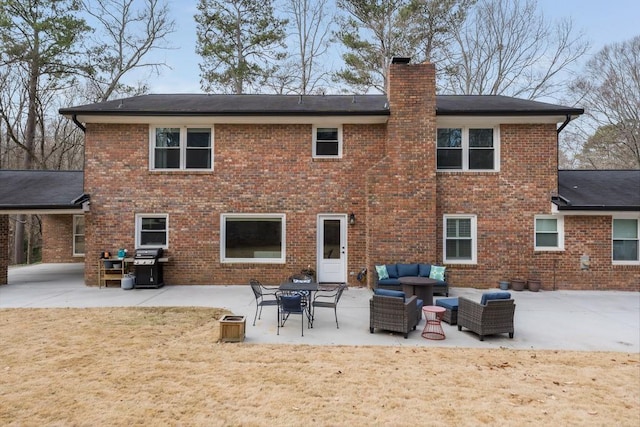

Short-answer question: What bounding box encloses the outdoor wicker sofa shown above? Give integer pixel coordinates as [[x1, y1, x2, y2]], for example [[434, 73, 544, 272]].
[[369, 293, 419, 339], [457, 293, 516, 341]]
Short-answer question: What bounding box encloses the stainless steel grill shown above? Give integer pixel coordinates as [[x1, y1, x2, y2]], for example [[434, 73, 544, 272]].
[[133, 248, 164, 288]]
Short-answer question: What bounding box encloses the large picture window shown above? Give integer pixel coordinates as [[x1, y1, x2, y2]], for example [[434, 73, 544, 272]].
[[135, 214, 169, 248], [534, 216, 564, 251], [443, 215, 477, 264], [221, 214, 286, 263], [313, 126, 342, 158], [151, 126, 213, 170], [613, 218, 639, 264], [437, 127, 498, 171], [73, 215, 85, 256]]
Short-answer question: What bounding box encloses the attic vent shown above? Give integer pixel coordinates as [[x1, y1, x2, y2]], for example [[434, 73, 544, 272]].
[[391, 56, 411, 64]]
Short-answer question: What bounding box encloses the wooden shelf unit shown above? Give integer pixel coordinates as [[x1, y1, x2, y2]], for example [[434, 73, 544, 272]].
[[98, 258, 129, 288]]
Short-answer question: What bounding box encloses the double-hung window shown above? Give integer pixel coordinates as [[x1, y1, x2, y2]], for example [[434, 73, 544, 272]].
[[221, 214, 286, 263], [534, 216, 564, 251], [136, 214, 169, 249], [437, 127, 498, 171], [443, 215, 477, 264], [612, 218, 639, 264], [313, 126, 342, 158], [151, 126, 213, 170], [73, 215, 85, 256]]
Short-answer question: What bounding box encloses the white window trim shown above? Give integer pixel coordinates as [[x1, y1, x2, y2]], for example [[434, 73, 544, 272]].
[[443, 214, 477, 264], [220, 213, 286, 264], [436, 125, 500, 172], [72, 215, 85, 257], [135, 213, 169, 249], [534, 215, 564, 251], [149, 125, 214, 171], [312, 125, 343, 159], [612, 217, 640, 265]]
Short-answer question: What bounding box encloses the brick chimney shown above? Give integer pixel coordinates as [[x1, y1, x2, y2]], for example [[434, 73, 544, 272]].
[[365, 58, 438, 278]]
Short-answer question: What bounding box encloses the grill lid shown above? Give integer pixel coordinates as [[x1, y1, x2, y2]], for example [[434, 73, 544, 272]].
[[135, 248, 163, 258]]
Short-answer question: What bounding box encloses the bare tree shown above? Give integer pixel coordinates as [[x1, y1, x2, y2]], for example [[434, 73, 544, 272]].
[[280, 0, 334, 94], [570, 36, 640, 169], [442, 0, 589, 100], [83, 0, 176, 102], [0, 0, 90, 264]]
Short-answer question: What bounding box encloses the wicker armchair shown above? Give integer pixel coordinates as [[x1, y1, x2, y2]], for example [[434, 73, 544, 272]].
[[369, 294, 419, 339], [457, 296, 516, 341]]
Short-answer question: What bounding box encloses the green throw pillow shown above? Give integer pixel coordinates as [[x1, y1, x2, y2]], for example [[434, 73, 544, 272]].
[[375, 265, 389, 280], [429, 265, 446, 281]]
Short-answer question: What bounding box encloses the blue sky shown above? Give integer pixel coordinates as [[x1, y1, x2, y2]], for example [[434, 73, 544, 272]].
[[134, 0, 640, 94]]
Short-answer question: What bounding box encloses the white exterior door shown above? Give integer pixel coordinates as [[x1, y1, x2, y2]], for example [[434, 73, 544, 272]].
[[317, 215, 347, 283]]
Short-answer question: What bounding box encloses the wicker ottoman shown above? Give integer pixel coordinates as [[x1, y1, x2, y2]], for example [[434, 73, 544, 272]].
[[436, 297, 459, 325]]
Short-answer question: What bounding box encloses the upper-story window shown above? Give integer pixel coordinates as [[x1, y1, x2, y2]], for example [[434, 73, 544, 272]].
[[612, 218, 639, 264], [437, 127, 499, 171], [150, 126, 213, 170], [313, 125, 342, 158]]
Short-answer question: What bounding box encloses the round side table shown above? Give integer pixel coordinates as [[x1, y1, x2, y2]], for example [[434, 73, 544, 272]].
[[422, 305, 446, 340]]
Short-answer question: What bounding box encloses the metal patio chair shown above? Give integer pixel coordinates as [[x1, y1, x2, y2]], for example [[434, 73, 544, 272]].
[[249, 279, 278, 326]]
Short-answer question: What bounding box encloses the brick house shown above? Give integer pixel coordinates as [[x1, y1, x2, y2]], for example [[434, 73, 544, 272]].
[[0, 59, 638, 290]]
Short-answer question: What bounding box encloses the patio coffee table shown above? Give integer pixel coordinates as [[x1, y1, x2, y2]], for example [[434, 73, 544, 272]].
[[398, 276, 436, 306]]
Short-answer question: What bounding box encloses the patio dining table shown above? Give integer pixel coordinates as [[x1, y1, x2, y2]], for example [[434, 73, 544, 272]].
[[278, 281, 339, 324]]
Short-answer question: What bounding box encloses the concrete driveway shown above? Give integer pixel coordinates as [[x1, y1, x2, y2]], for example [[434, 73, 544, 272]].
[[1, 263, 638, 353]]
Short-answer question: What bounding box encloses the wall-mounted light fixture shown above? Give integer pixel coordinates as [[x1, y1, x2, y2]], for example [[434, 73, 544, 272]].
[[349, 213, 356, 225]]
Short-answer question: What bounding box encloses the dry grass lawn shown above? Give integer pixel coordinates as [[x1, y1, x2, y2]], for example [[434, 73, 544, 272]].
[[1, 307, 638, 426]]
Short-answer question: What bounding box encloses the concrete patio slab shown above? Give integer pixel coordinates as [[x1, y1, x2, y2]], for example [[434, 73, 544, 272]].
[[1, 263, 638, 352]]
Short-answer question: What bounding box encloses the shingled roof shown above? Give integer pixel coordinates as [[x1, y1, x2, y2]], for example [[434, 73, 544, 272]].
[[59, 94, 583, 118], [0, 170, 86, 212], [555, 170, 640, 211], [59, 94, 390, 117]]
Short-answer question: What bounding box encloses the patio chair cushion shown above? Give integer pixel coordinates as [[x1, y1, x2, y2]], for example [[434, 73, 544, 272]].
[[375, 265, 389, 280], [418, 263, 431, 277], [429, 265, 446, 280], [386, 264, 399, 278], [397, 263, 419, 277], [374, 288, 405, 301], [436, 297, 459, 310], [481, 292, 512, 305]]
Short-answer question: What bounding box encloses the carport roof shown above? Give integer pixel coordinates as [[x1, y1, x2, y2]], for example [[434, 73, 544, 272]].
[[555, 169, 640, 211], [0, 170, 86, 212]]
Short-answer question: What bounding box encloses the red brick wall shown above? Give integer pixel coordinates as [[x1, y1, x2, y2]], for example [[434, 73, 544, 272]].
[[82, 122, 385, 286], [74, 64, 639, 290], [366, 61, 438, 282], [436, 124, 639, 291], [0, 215, 7, 285], [41, 215, 84, 263]]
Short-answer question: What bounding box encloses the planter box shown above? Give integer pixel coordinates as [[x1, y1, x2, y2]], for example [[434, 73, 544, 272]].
[[219, 315, 246, 342]]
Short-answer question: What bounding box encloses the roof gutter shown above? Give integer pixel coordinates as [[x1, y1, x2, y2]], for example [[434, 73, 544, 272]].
[[72, 114, 86, 133]]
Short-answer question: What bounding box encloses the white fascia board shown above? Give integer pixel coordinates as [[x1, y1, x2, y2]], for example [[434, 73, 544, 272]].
[[0, 208, 84, 215], [437, 115, 569, 127], [67, 114, 389, 126]]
